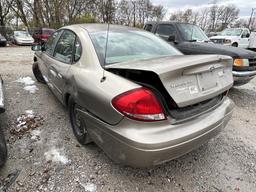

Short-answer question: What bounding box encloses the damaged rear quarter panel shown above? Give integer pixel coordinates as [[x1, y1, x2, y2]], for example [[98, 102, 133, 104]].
[[69, 66, 140, 125]]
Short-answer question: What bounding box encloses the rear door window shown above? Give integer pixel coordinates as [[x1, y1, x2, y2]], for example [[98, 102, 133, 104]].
[[53, 30, 76, 64], [73, 38, 82, 62], [45, 31, 61, 56], [242, 29, 250, 38]]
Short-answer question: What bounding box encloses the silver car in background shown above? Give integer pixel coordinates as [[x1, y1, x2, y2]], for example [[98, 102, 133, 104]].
[[32, 24, 234, 167], [12, 31, 34, 45]]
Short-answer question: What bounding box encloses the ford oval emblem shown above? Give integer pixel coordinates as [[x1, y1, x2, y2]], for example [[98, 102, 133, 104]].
[[209, 66, 215, 72]]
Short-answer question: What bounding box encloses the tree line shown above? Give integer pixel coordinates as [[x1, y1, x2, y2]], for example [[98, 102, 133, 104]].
[[0, 0, 166, 29], [169, 2, 256, 32], [0, 0, 255, 32]]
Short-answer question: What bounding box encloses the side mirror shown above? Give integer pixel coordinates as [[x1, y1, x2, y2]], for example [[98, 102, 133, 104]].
[[246, 33, 250, 38], [168, 35, 176, 42], [31, 44, 42, 51]]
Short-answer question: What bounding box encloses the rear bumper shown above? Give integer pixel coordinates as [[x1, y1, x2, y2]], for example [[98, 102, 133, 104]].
[[0, 77, 5, 113], [233, 70, 256, 85], [80, 97, 234, 167]]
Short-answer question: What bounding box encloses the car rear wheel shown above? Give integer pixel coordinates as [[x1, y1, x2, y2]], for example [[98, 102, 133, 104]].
[[32, 62, 45, 84], [232, 42, 238, 47], [68, 97, 92, 145], [0, 131, 7, 167]]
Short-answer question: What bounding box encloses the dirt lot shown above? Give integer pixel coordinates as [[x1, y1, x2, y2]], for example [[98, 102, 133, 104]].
[[0, 46, 255, 192]]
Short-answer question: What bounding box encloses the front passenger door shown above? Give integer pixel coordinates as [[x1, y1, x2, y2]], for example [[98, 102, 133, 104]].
[[240, 29, 250, 48], [50, 30, 76, 101]]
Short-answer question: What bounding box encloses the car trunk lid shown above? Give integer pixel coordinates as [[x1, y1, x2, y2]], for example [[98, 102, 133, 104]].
[[106, 55, 233, 107]]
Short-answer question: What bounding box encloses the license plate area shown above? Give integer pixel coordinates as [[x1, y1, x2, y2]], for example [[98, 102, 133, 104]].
[[197, 71, 218, 91]]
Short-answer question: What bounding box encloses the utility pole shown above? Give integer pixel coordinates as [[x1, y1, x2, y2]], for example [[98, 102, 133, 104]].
[[248, 8, 256, 30]]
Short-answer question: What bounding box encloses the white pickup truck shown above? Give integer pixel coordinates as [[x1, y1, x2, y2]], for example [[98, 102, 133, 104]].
[[210, 28, 256, 49]]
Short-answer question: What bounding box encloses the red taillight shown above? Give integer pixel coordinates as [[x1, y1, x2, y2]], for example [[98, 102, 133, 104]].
[[112, 88, 166, 121]]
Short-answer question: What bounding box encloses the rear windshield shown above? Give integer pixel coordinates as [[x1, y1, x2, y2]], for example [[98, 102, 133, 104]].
[[43, 29, 55, 35], [34, 29, 55, 35], [90, 30, 181, 65]]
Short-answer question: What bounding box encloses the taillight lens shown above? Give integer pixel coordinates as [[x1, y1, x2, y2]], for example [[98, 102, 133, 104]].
[[112, 88, 166, 121]]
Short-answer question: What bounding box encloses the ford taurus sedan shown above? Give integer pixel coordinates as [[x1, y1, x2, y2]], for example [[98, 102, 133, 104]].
[[31, 24, 234, 167]]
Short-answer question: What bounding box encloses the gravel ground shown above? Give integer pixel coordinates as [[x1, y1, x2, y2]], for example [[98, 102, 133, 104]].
[[0, 46, 256, 192]]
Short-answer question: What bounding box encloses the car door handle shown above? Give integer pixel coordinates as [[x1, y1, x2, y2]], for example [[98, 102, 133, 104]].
[[50, 69, 57, 77], [57, 73, 63, 79]]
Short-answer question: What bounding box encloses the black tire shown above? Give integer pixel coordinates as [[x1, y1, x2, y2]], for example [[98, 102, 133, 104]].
[[0, 42, 6, 47], [232, 42, 238, 47], [32, 62, 45, 84], [68, 97, 92, 145], [0, 132, 7, 167]]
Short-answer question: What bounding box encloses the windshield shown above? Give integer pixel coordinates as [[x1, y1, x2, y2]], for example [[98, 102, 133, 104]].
[[14, 31, 31, 37], [178, 24, 209, 42], [90, 30, 181, 65], [220, 28, 242, 36]]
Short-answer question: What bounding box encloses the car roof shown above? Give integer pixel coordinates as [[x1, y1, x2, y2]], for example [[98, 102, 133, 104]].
[[14, 30, 27, 32], [63, 23, 143, 33], [224, 28, 246, 30], [145, 21, 191, 25]]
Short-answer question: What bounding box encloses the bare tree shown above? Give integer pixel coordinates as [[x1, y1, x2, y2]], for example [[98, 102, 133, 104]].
[[116, 0, 133, 25], [219, 4, 239, 30], [151, 5, 165, 22], [0, 0, 14, 26], [198, 7, 209, 31]]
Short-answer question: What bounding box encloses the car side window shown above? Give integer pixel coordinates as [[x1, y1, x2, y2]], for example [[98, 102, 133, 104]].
[[45, 31, 60, 56], [144, 24, 152, 32], [242, 30, 249, 38], [74, 38, 82, 62], [54, 30, 76, 64], [156, 24, 176, 37]]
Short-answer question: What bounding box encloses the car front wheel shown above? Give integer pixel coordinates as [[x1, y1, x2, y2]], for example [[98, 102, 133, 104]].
[[0, 131, 7, 167], [32, 62, 45, 84], [68, 97, 92, 145]]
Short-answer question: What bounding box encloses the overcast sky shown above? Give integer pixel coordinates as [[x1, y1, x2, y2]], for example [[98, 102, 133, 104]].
[[152, 0, 256, 19]]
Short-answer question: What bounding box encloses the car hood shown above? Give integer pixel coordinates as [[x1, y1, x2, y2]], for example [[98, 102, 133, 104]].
[[176, 41, 256, 59], [15, 36, 34, 41], [107, 55, 233, 107], [210, 35, 238, 40]]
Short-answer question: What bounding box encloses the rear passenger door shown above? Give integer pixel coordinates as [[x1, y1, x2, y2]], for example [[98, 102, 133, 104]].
[[50, 30, 77, 101], [39, 30, 62, 85]]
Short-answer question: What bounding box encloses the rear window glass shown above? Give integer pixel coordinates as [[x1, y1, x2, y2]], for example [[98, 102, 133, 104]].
[[90, 30, 181, 65], [43, 30, 55, 35]]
